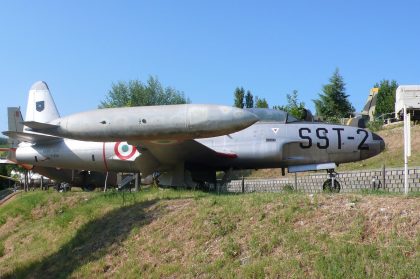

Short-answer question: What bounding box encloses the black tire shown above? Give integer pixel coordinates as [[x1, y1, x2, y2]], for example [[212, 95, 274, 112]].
[[195, 181, 211, 192], [322, 179, 341, 193], [82, 184, 95, 192]]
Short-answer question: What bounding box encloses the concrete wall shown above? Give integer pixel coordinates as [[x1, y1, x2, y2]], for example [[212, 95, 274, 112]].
[[226, 167, 420, 193]]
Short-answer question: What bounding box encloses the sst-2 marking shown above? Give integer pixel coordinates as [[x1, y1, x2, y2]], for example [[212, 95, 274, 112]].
[[298, 128, 369, 150]]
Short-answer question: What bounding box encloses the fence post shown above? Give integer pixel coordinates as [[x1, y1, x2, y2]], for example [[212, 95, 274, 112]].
[[382, 164, 386, 189]]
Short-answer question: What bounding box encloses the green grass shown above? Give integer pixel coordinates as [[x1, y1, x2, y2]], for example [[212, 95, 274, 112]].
[[0, 189, 419, 278]]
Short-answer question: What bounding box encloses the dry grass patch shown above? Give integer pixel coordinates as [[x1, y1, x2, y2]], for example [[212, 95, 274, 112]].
[[294, 194, 420, 241], [1, 190, 419, 278]]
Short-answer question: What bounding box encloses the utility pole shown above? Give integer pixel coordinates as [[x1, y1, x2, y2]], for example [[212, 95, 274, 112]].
[[403, 105, 411, 195]]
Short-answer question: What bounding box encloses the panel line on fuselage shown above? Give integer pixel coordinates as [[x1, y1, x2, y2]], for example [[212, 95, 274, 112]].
[[102, 142, 109, 172]]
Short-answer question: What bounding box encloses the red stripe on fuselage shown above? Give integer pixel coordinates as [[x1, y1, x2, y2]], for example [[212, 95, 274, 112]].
[[216, 152, 238, 159], [0, 148, 16, 152]]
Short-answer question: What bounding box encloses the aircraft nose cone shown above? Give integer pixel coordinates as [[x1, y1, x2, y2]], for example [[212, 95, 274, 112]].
[[380, 138, 385, 152], [360, 132, 385, 160], [372, 132, 385, 152]]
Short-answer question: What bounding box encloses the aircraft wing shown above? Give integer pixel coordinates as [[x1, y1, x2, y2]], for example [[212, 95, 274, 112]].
[[2, 131, 62, 143], [22, 121, 59, 131], [130, 139, 235, 174], [0, 148, 17, 165], [0, 158, 16, 164], [0, 174, 19, 182]]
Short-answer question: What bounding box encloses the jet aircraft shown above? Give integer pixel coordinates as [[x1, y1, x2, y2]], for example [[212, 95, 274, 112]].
[[3, 81, 385, 191]]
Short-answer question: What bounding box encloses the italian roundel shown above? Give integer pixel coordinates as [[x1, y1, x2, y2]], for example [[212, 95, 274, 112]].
[[114, 142, 140, 161]]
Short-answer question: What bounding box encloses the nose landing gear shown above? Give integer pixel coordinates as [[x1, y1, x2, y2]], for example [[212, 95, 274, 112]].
[[323, 169, 341, 193]]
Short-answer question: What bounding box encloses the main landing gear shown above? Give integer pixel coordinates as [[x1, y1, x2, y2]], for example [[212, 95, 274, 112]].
[[322, 169, 341, 193]]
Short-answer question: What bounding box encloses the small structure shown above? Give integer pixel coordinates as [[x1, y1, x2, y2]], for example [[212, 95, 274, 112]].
[[395, 85, 420, 120], [394, 85, 420, 194], [362, 87, 379, 121], [344, 88, 379, 128]]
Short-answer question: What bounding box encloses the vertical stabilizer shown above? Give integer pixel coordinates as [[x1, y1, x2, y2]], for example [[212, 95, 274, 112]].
[[25, 81, 60, 124], [7, 107, 24, 148]]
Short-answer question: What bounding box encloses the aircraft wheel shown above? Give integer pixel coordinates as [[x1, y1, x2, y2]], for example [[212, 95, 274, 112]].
[[82, 184, 95, 192], [195, 181, 210, 192], [322, 179, 340, 193]]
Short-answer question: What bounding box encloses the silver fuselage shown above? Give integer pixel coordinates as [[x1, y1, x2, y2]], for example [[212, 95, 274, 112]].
[[15, 121, 384, 175], [196, 122, 384, 169]]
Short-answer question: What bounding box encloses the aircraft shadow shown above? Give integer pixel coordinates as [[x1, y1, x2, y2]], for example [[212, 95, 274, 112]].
[[6, 198, 164, 279]]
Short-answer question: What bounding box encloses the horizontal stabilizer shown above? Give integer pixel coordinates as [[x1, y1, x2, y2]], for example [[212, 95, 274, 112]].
[[23, 121, 58, 131], [2, 131, 62, 143], [0, 174, 19, 182], [0, 158, 16, 164], [288, 163, 337, 173]]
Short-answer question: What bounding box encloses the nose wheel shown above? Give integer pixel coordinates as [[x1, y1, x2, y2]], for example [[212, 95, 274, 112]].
[[152, 171, 161, 187], [323, 169, 341, 193]]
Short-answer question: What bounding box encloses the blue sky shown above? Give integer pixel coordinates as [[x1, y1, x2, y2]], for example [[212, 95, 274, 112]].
[[1, 1, 420, 133]]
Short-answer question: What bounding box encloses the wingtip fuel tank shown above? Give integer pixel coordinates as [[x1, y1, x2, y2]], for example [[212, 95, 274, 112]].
[[43, 104, 259, 141]]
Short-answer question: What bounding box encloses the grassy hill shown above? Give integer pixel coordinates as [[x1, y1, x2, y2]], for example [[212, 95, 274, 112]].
[[1, 189, 419, 278]]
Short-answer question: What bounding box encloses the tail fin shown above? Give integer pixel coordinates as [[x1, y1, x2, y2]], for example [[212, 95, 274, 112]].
[[25, 81, 60, 124], [7, 107, 24, 148]]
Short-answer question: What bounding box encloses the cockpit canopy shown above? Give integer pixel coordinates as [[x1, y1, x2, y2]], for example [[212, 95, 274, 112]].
[[244, 108, 299, 123]]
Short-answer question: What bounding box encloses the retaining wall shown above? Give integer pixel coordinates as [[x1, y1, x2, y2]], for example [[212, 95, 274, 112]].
[[226, 167, 420, 193]]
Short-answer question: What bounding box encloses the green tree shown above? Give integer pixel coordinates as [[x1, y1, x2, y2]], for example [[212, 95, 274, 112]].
[[99, 76, 189, 108], [0, 165, 8, 189], [0, 139, 11, 189], [273, 90, 306, 119], [255, 96, 269, 108], [233, 87, 245, 108], [374, 79, 398, 117], [245, 90, 254, 108], [313, 68, 354, 121]]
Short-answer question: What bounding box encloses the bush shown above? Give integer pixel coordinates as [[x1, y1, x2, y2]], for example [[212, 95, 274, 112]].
[[282, 184, 294, 192], [0, 241, 4, 257], [367, 119, 383, 132]]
